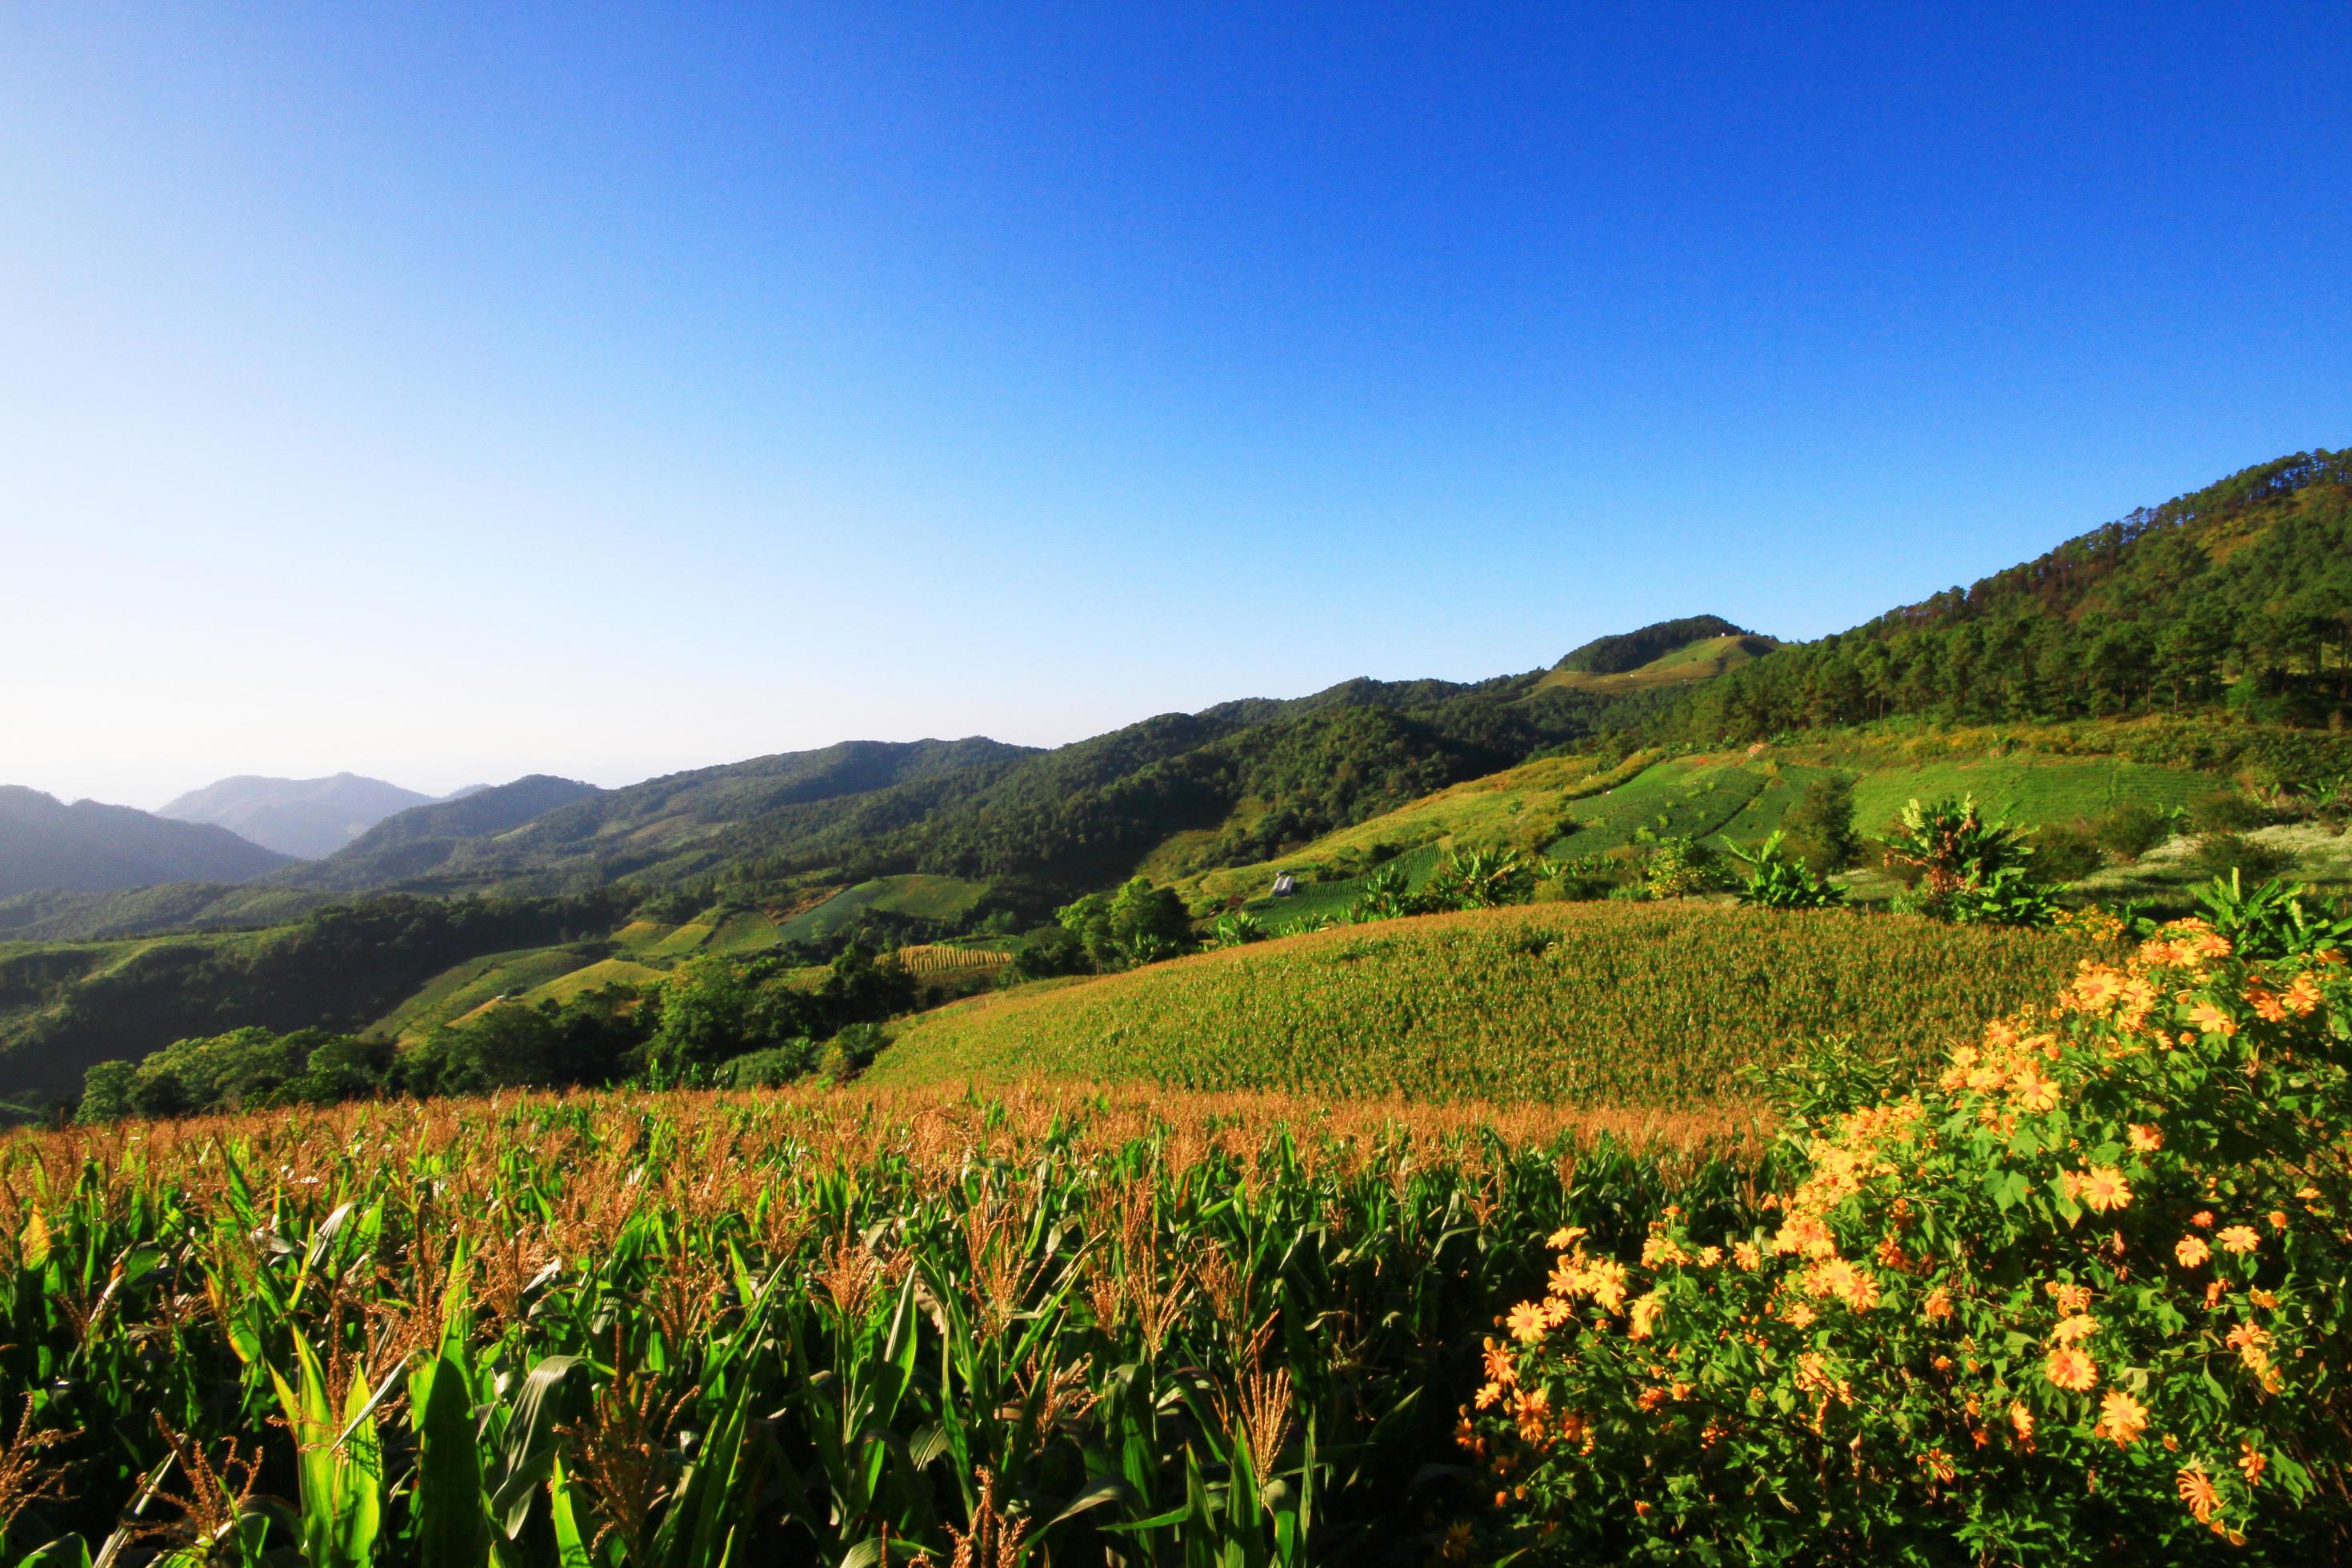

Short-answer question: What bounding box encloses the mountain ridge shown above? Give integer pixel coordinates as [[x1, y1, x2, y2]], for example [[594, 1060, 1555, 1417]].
[[0, 786, 292, 898]]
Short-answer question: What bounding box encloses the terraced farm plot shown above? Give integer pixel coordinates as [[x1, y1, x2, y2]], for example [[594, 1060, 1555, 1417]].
[[511, 956, 666, 1006], [875, 901, 2104, 1104], [650, 918, 720, 958], [1178, 754, 1625, 910], [1842, 754, 2211, 837], [610, 918, 678, 954], [702, 908, 784, 954], [774, 874, 989, 942], [368, 945, 603, 1041], [893, 942, 1013, 977]]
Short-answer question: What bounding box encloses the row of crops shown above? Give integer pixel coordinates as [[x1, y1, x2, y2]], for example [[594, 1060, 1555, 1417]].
[[876, 901, 2103, 1101], [0, 1087, 1765, 1566]]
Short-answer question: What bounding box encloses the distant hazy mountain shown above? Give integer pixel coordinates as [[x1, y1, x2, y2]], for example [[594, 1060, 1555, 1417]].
[[275, 775, 605, 891], [158, 773, 447, 859], [0, 786, 292, 898]]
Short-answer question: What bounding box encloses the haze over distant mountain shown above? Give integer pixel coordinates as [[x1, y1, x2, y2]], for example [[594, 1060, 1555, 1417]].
[[158, 774, 454, 859], [0, 786, 291, 898], [270, 774, 606, 892]]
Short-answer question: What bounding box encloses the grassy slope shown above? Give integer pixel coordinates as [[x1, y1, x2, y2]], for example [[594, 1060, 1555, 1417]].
[[1170, 733, 2240, 918], [775, 874, 989, 942], [1170, 754, 1636, 911], [368, 946, 605, 1042], [1537, 634, 1778, 695], [874, 901, 2101, 1104]]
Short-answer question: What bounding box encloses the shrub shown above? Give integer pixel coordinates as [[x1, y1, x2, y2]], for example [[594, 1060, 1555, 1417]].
[[2033, 822, 2107, 883], [1468, 900, 2352, 1562], [1884, 795, 2059, 926], [1635, 834, 1726, 899], [718, 1038, 818, 1087], [1779, 774, 1862, 872], [2190, 788, 2273, 833], [1724, 831, 1846, 910], [2094, 802, 2180, 862], [2192, 831, 2298, 886]]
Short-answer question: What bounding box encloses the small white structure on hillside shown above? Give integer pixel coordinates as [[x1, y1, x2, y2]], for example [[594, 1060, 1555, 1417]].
[[1271, 873, 1297, 897]]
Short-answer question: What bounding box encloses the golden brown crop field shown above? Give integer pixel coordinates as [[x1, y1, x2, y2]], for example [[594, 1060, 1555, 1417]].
[[873, 901, 2107, 1102]]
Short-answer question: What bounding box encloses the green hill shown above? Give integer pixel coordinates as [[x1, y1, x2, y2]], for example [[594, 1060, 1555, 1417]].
[[872, 901, 2103, 1103], [1668, 449, 2352, 741]]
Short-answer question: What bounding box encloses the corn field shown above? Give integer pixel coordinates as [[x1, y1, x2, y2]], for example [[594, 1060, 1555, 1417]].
[[0, 1086, 1766, 1566], [877, 903, 2106, 1102], [890, 946, 1014, 978]]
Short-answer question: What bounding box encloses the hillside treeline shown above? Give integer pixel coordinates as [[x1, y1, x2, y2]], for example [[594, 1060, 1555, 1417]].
[[1664, 450, 2352, 741], [0, 891, 629, 1098], [732, 685, 1678, 893]]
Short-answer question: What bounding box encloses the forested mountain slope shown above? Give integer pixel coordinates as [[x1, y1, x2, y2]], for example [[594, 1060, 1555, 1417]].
[[270, 737, 1033, 895], [270, 774, 603, 891], [0, 788, 291, 898], [1668, 450, 2352, 740]]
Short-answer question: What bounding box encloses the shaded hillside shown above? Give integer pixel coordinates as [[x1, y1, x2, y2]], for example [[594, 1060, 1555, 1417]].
[[158, 773, 439, 858], [0, 787, 291, 898], [272, 774, 602, 891], [1670, 450, 2352, 741], [274, 738, 1036, 895], [0, 892, 626, 1099]]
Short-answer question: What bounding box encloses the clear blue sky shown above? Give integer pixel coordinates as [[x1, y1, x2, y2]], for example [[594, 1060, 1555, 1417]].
[[6, 4, 2348, 807]]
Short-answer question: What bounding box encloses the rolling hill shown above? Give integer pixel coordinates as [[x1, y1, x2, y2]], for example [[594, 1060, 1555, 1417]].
[[0, 786, 291, 898], [872, 901, 2103, 1102], [158, 772, 452, 858], [269, 774, 603, 891], [1665, 448, 2352, 740]]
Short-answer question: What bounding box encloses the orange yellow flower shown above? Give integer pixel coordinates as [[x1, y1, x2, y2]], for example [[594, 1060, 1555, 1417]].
[[2217, 1225, 2260, 1254], [1546, 1225, 1587, 1249], [1923, 1287, 1954, 1322], [2238, 1442, 2266, 1487], [2043, 1346, 2098, 1391], [2175, 1235, 2211, 1268], [2128, 1123, 2163, 1153], [1733, 1241, 1762, 1271], [2096, 1390, 2149, 1446], [2178, 1463, 2221, 1523], [2009, 1401, 2034, 1442], [2050, 1314, 2098, 1346], [2076, 1166, 2133, 1214], [2010, 1067, 2060, 1113], [2050, 1281, 2092, 1313], [1507, 1299, 1549, 1344], [2186, 1000, 2238, 1038]]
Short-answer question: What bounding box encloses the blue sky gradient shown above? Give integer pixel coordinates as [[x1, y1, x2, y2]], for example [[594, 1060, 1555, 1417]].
[[6, 4, 2349, 805]]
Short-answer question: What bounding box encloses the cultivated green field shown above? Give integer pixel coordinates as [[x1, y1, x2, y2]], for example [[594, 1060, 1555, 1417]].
[[774, 873, 990, 942], [367, 944, 604, 1041], [874, 900, 2104, 1102]]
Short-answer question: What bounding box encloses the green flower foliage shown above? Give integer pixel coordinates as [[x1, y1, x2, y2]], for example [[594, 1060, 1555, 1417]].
[[1470, 904, 2352, 1562]]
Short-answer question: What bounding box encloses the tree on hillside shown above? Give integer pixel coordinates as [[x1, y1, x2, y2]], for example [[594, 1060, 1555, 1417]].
[[1778, 774, 1861, 872]]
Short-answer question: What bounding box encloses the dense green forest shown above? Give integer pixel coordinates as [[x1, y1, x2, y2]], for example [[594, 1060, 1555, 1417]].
[[1663, 450, 2352, 742]]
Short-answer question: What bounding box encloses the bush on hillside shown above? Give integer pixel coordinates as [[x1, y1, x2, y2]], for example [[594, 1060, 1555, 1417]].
[[2192, 832, 2298, 887], [2191, 788, 2274, 834], [1466, 894, 2352, 1562], [2032, 821, 2108, 883], [1778, 773, 1863, 872], [1725, 831, 1846, 910], [1885, 795, 2060, 926], [2094, 802, 2182, 862]]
